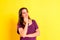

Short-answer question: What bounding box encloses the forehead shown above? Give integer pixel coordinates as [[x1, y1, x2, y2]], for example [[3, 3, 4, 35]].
[[22, 9, 27, 12]]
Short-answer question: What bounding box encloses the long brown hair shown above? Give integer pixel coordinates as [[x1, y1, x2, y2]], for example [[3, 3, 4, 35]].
[[18, 7, 31, 28]]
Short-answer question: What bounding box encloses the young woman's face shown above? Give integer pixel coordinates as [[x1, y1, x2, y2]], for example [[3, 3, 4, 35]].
[[22, 9, 28, 18]]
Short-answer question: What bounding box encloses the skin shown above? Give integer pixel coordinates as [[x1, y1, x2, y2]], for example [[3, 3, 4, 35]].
[[19, 9, 40, 38]]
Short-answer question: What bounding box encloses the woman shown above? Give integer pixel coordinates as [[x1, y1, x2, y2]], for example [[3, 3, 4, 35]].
[[17, 7, 40, 40]]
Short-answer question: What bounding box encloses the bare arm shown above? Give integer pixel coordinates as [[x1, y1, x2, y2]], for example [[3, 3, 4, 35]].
[[19, 23, 28, 38], [25, 28, 40, 37], [18, 17, 29, 38]]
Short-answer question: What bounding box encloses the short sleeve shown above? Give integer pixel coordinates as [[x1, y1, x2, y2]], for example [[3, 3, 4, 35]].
[[33, 20, 38, 30], [17, 22, 22, 34]]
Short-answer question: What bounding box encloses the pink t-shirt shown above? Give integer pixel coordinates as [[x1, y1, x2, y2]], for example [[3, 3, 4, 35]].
[[17, 19, 38, 40]]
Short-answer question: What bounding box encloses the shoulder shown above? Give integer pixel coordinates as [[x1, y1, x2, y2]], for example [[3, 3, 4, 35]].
[[17, 22, 22, 28], [32, 19, 36, 23], [32, 19, 38, 29]]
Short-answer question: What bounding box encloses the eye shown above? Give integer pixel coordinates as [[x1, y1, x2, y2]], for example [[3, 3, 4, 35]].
[[22, 12, 27, 14], [22, 12, 26, 14]]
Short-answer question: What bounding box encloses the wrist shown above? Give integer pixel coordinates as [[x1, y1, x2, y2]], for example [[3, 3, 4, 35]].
[[25, 35, 28, 37], [26, 22, 28, 24]]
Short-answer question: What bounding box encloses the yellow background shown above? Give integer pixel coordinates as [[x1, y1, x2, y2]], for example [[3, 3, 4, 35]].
[[0, 0, 60, 40]]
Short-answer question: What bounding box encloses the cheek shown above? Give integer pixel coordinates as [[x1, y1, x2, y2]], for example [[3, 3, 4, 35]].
[[22, 14, 25, 17], [25, 13, 28, 16]]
